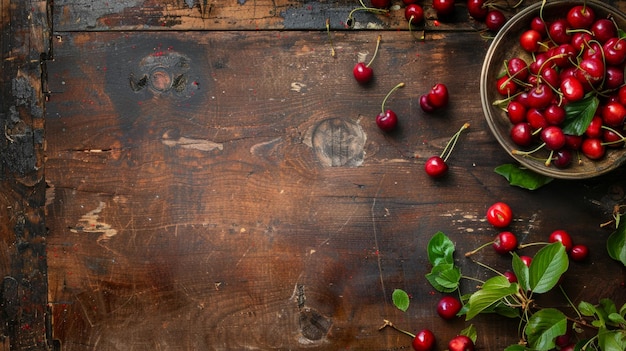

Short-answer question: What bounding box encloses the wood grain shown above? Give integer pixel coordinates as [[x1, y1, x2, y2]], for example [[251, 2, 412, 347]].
[[0, 0, 51, 350], [45, 27, 626, 350]]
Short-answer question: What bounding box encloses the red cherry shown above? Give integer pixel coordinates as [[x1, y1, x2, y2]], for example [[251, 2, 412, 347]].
[[370, 0, 391, 9], [575, 58, 605, 89], [426, 83, 449, 109], [526, 108, 548, 130], [353, 35, 382, 85], [485, 10, 506, 31], [424, 123, 469, 178], [510, 122, 533, 147], [603, 129, 625, 148], [549, 229, 573, 252], [437, 296, 462, 320], [560, 76, 585, 102], [376, 110, 398, 132], [353, 63, 373, 84], [425, 156, 448, 178], [496, 76, 517, 96], [585, 115, 603, 138], [553, 149, 572, 169], [507, 57, 529, 81], [605, 66, 625, 90], [527, 84, 554, 109], [448, 335, 474, 351], [405, 4, 424, 25], [548, 18, 571, 45], [581, 137, 605, 160], [503, 271, 518, 283], [432, 0, 455, 16], [530, 16, 547, 37], [420, 94, 436, 112], [493, 231, 518, 255], [566, 5, 595, 29], [486, 202, 513, 228], [507, 101, 527, 124], [540, 125, 566, 150], [603, 37, 626, 66], [376, 82, 404, 132], [601, 101, 626, 127], [412, 329, 436, 351], [591, 18, 617, 43], [544, 104, 566, 125], [570, 244, 589, 262], [467, 0, 488, 21], [520, 29, 542, 52]]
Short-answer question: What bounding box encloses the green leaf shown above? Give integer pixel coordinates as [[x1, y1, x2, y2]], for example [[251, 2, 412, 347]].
[[608, 312, 626, 325], [598, 328, 626, 351], [426, 263, 461, 293], [562, 95, 600, 136], [495, 164, 553, 190], [392, 289, 410, 312], [465, 276, 518, 320], [512, 252, 530, 291], [607, 218, 626, 267], [427, 231, 455, 266], [504, 345, 530, 351], [525, 308, 568, 351], [529, 242, 569, 294], [460, 324, 477, 343], [578, 301, 597, 317]]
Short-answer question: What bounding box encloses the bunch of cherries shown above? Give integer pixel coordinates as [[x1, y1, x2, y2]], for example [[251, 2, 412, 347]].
[[495, 4, 626, 168]]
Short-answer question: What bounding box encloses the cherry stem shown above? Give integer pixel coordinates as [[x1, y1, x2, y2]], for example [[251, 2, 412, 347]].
[[512, 142, 546, 156], [325, 18, 336, 58], [559, 285, 583, 320], [346, 4, 389, 27], [378, 319, 415, 338], [465, 240, 495, 257], [517, 241, 549, 249], [381, 82, 405, 114], [440, 122, 470, 162], [367, 35, 382, 67]]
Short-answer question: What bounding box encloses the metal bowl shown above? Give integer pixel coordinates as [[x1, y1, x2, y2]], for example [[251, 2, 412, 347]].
[[481, 0, 626, 179]]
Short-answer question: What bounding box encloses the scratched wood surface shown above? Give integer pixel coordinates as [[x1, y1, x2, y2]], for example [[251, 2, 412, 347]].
[[0, 1, 51, 350], [40, 1, 626, 350]]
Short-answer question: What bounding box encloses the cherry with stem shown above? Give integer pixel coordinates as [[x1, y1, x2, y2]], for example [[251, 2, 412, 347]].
[[376, 82, 405, 132], [424, 122, 470, 178], [353, 35, 382, 84]]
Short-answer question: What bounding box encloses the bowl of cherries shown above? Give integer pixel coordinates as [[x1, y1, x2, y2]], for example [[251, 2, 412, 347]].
[[481, 0, 626, 179]]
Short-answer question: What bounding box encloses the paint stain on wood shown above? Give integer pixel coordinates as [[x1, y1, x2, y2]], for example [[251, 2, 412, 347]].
[[70, 202, 118, 243]]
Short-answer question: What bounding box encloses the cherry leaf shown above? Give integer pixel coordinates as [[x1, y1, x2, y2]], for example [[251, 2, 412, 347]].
[[525, 308, 567, 351], [512, 252, 530, 291], [607, 217, 626, 267], [465, 275, 518, 320], [425, 263, 460, 293], [561, 94, 599, 136], [598, 327, 626, 351], [495, 164, 553, 190], [427, 231, 455, 266], [392, 289, 410, 312], [529, 242, 568, 294]]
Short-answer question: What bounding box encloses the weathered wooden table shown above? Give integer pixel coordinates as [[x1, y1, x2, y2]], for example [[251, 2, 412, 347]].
[[1, 0, 625, 350]]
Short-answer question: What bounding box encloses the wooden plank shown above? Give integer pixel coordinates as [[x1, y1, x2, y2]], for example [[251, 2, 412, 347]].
[[51, 0, 547, 31], [45, 29, 626, 350], [0, 1, 52, 350]]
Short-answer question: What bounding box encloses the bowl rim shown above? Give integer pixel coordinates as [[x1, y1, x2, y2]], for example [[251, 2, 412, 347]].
[[480, 0, 626, 179]]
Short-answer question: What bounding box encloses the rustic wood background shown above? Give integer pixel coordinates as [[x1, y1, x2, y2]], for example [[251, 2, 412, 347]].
[[1, 0, 625, 350]]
